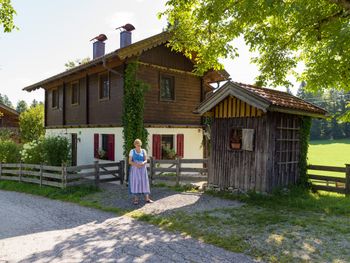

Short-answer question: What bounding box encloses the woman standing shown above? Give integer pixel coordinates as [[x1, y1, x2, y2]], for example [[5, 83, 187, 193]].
[[129, 139, 153, 205]]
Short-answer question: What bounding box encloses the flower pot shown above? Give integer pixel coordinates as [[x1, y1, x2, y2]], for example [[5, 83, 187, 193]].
[[231, 142, 241, 149]]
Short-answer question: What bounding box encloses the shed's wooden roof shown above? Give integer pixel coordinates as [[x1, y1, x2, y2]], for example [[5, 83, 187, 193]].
[[196, 81, 328, 118], [24, 32, 229, 92]]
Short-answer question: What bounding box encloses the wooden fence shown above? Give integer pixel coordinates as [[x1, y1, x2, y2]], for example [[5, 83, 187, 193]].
[[308, 164, 350, 195], [148, 157, 208, 185], [0, 160, 125, 189]]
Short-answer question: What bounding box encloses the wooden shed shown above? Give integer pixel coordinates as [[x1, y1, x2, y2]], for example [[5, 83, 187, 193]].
[[0, 103, 19, 129], [196, 81, 327, 193]]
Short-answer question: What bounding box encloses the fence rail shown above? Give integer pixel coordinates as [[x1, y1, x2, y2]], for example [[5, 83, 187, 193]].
[[307, 164, 350, 195], [148, 157, 208, 185], [0, 160, 125, 189]]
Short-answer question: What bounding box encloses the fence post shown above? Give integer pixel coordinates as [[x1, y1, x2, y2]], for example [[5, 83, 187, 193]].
[[149, 157, 154, 185], [176, 157, 181, 186], [19, 162, 22, 182], [120, 160, 125, 185], [94, 160, 100, 188], [39, 164, 43, 187], [0, 162, 2, 180], [125, 157, 129, 185], [61, 163, 67, 189], [346, 164, 350, 197]]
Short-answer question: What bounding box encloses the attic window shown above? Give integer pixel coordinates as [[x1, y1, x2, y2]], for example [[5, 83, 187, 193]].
[[230, 128, 255, 151], [52, 89, 58, 108], [71, 82, 79, 105], [99, 73, 110, 100], [160, 74, 175, 101]]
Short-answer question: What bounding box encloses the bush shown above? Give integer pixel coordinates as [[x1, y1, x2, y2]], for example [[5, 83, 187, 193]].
[[0, 140, 22, 163], [21, 136, 71, 166], [19, 104, 45, 143], [42, 136, 71, 166], [21, 140, 44, 164]]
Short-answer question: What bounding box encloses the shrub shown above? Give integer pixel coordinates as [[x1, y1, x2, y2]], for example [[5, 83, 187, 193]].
[[19, 104, 45, 143], [0, 140, 22, 163], [21, 136, 71, 166], [42, 136, 71, 166], [21, 140, 44, 164]]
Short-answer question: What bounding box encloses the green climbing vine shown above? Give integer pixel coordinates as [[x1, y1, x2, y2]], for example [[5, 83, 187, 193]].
[[122, 61, 150, 158], [298, 116, 312, 188]]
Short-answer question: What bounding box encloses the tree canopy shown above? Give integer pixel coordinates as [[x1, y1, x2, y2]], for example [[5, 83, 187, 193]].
[[0, 0, 16, 32], [162, 0, 350, 92], [65, 57, 91, 70]]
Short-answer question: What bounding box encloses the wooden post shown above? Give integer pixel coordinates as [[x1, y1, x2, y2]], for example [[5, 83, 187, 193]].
[[149, 157, 154, 185], [176, 157, 181, 186], [39, 164, 43, 187], [125, 157, 129, 185], [94, 160, 100, 188], [0, 162, 2, 180], [345, 164, 350, 197], [61, 163, 66, 189], [120, 160, 125, 185], [19, 162, 22, 182]]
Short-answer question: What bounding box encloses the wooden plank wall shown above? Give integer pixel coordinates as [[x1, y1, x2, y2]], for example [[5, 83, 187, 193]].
[[209, 111, 301, 193], [213, 96, 264, 118]]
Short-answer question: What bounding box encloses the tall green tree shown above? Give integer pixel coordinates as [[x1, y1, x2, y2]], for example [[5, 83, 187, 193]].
[[16, 100, 28, 113], [19, 104, 45, 143], [0, 93, 13, 108], [162, 0, 350, 91], [0, 0, 16, 32]]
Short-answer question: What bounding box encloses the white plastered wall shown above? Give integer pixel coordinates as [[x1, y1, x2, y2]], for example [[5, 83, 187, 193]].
[[46, 127, 204, 165]]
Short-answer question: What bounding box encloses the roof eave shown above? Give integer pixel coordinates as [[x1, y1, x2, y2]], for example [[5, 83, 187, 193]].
[[268, 105, 328, 119]]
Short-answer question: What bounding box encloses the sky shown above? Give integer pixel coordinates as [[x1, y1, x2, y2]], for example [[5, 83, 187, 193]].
[[0, 0, 294, 107]]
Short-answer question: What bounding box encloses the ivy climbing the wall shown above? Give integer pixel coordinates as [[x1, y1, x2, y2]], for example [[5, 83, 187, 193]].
[[122, 61, 150, 158], [298, 116, 312, 188]]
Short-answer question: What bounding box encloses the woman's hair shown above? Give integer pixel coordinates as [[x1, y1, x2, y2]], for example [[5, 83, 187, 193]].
[[134, 139, 142, 146]]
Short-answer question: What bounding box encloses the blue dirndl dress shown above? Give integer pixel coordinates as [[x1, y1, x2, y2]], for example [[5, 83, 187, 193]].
[[129, 149, 150, 195]]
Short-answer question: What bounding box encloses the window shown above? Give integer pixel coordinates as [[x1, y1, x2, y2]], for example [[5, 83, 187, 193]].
[[52, 89, 58, 108], [229, 128, 255, 151], [160, 74, 175, 101], [94, 133, 115, 161], [71, 82, 79, 105], [99, 73, 110, 100], [161, 135, 175, 159]]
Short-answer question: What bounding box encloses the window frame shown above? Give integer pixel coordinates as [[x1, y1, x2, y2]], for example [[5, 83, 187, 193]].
[[51, 88, 59, 109], [70, 81, 80, 106], [159, 74, 175, 102], [161, 134, 175, 160], [98, 72, 110, 101]]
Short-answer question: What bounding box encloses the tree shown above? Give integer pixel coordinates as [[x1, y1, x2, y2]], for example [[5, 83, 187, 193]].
[[19, 104, 45, 143], [16, 100, 28, 113], [65, 57, 91, 70], [162, 0, 350, 91], [0, 93, 13, 108], [0, 0, 16, 32]]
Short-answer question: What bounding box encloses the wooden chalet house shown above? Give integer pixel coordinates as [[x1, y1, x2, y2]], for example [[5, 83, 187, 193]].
[[24, 29, 227, 165], [0, 103, 19, 129], [196, 81, 328, 192]]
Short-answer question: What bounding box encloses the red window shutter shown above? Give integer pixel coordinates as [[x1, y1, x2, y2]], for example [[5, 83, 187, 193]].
[[152, 134, 161, 159], [107, 134, 115, 161], [177, 134, 184, 158], [94, 134, 99, 158]]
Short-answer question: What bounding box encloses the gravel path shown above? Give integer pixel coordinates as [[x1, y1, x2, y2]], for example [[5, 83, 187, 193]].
[[0, 190, 254, 263], [85, 183, 243, 215]]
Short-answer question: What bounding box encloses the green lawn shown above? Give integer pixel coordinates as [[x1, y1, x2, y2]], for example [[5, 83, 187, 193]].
[[308, 138, 350, 166]]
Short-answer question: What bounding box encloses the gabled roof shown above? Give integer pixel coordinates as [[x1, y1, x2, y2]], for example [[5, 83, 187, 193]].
[[24, 31, 229, 92], [196, 81, 328, 118], [0, 103, 19, 116]]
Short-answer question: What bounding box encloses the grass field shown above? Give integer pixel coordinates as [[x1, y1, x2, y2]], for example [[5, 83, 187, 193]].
[[308, 138, 350, 166]]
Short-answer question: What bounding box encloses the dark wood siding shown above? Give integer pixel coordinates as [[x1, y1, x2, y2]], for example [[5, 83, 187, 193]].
[[65, 78, 87, 125], [0, 110, 18, 128], [138, 65, 202, 125], [88, 66, 123, 125], [139, 44, 194, 71], [46, 85, 63, 126]]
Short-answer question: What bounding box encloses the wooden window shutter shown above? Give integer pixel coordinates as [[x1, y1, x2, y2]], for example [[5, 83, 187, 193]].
[[107, 134, 115, 161], [242, 129, 255, 151], [176, 134, 184, 158], [152, 134, 161, 159], [94, 134, 99, 158]]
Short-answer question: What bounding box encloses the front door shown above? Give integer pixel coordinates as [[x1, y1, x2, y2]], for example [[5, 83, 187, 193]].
[[71, 133, 78, 166]]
